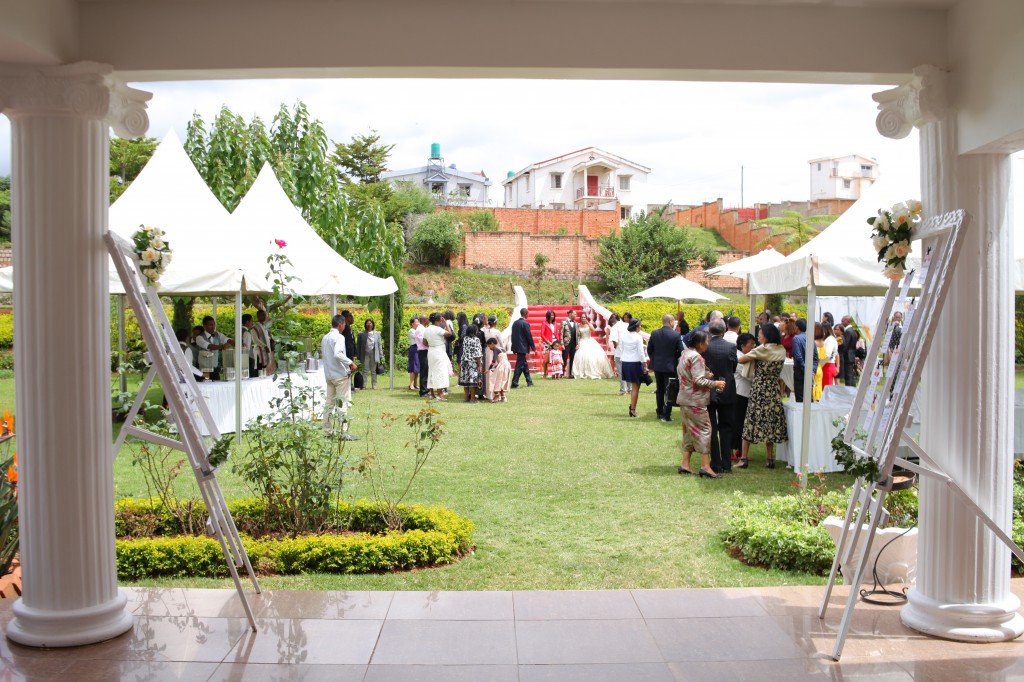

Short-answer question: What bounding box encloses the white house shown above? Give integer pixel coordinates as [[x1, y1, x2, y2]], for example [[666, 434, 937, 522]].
[[382, 143, 492, 206], [808, 154, 879, 200], [502, 147, 653, 222]]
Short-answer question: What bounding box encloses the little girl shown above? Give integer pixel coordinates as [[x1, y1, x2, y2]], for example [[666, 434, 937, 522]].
[[485, 337, 511, 402], [548, 340, 564, 379]]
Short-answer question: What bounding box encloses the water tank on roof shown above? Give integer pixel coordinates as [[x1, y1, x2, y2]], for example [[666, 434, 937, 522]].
[[449, 163, 457, 169], [507, 170, 514, 178], [431, 143, 441, 159]]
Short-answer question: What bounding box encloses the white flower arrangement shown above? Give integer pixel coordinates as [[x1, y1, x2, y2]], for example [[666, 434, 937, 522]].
[[131, 224, 172, 288], [868, 200, 922, 281]]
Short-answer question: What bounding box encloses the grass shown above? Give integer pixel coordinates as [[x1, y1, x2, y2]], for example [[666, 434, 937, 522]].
[[685, 226, 735, 252], [103, 374, 858, 591]]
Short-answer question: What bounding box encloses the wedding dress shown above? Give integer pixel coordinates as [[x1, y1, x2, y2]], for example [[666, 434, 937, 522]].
[[572, 324, 614, 379]]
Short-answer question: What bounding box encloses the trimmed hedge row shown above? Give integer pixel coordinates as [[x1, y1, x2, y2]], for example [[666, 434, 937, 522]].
[[115, 497, 474, 579], [604, 301, 808, 330]]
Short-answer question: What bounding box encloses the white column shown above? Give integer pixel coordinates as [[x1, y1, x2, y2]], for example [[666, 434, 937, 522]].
[[0, 62, 151, 647], [873, 66, 1023, 642]]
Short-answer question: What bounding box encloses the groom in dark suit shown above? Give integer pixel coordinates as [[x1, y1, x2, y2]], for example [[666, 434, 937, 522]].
[[702, 319, 737, 474], [510, 308, 536, 388], [560, 309, 579, 378], [646, 313, 684, 422]]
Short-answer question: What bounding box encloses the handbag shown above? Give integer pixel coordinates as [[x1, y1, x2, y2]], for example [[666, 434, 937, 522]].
[[375, 362, 386, 375], [640, 371, 653, 386]]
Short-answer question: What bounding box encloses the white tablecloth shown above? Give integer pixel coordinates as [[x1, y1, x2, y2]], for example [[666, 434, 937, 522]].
[[780, 359, 794, 391], [776, 389, 849, 473], [195, 369, 327, 435]]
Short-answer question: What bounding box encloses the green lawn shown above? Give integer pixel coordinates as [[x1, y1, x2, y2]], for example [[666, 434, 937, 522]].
[[103, 375, 856, 591]]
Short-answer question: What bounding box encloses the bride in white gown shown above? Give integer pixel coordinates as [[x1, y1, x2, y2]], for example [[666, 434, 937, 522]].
[[573, 318, 614, 379]]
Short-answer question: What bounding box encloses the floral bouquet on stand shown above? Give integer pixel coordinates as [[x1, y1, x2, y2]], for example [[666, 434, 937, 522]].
[[868, 200, 922, 281], [131, 224, 172, 287]]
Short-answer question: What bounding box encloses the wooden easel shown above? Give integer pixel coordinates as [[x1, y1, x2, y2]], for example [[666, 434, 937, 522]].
[[106, 232, 260, 632], [819, 209, 1024, 659]]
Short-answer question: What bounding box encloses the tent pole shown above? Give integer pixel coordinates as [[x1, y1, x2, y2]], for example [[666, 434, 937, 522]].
[[799, 279, 817, 487], [117, 294, 128, 394], [330, 294, 337, 318], [748, 289, 756, 335], [235, 292, 243, 444], [389, 292, 395, 390]]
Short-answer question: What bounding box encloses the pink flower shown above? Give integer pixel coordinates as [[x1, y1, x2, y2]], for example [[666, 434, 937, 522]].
[[274, 239, 287, 249]]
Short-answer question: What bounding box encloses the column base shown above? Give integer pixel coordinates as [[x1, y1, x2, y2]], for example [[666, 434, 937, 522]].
[[6, 590, 134, 648], [901, 587, 1024, 643]]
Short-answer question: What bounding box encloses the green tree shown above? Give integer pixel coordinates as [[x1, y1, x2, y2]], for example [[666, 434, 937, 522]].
[[466, 210, 500, 232], [334, 130, 394, 185], [531, 252, 550, 301], [754, 210, 837, 253], [109, 135, 158, 202], [387, 181, 435, 221], [596, 211, 707, 299], [410, 212, 463, 265], [0, 176, 10, 245]]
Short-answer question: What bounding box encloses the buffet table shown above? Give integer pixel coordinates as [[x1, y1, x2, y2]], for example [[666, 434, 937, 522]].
[[195, 369, 327, 435]]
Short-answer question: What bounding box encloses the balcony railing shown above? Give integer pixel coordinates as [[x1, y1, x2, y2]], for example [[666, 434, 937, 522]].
[[575, 185, 615, 200]]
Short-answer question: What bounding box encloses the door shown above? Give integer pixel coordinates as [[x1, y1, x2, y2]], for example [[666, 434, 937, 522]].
[[587, 175, 598, 197]]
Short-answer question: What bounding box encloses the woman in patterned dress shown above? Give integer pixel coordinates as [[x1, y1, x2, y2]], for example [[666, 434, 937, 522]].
[[458, 323, 483, 402], [676, 330, 726, 479], [737, 323, 789, 469]]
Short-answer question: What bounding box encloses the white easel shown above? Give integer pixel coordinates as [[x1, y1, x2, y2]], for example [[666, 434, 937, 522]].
[[106, 232, 260, 632], [819, 209, 1024, 660]]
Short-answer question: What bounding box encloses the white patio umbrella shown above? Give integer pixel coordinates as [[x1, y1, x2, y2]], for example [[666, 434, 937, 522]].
[[630, 276, 727, 302]]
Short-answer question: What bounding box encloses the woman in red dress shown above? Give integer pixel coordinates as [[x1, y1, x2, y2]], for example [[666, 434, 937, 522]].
[[541, 309, 557, 378]]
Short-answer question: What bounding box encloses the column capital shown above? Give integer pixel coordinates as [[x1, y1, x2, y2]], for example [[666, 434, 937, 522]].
[[871, 64, 947, 140], [0, 61, 151, 138]]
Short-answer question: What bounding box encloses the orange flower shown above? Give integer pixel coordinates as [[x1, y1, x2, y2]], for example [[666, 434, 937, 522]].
[[2, 411, 12, 436], [7, 451, 16, 485]]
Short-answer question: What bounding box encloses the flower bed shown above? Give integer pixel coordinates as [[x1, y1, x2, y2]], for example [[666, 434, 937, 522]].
[[115, 497, 474, 580]]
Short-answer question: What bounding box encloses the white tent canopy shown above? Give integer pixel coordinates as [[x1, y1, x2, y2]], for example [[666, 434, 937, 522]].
[[631, 276, 726, 302], [747, 176, 922, 297], [230, 164, 397, 297], [705, 246, 786, 278]]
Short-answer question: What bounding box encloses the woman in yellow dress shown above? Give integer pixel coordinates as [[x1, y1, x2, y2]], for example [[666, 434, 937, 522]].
[[812, 322, 826, 402]]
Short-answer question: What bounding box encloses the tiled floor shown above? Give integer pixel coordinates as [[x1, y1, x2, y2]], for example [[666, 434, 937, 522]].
[[1, 582, 1023, 680]]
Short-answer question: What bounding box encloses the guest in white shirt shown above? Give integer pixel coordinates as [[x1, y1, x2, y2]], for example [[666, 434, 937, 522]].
[[321, 314, 357, 436], [609, 313, 632, 395], [253, 308, 274, 374], [619, 317, 649, 418], [731, 332, 756, 461], [194, 315, 233, 381], [724, 316, 741, 345]]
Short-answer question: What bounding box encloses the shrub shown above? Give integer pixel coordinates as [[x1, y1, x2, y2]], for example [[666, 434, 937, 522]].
[[114, 498, 474, 579], [0, 315, 11, 349], [410, 212, 464, 265], [466, 210, 500, 232]]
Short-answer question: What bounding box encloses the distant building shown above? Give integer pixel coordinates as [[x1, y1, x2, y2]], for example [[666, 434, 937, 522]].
[[808, 154, 878, 200], [502, 147, 652, 223], [382, 143, 492, 207]]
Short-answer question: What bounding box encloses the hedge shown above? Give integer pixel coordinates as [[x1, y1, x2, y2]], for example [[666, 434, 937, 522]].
[[114, 497, 474, 579], [606, 301, 808, 330]]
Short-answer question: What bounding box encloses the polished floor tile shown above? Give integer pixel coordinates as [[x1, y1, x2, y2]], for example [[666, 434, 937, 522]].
[[516, 619, 663, 664], [362, 663, 519, 682], [371, 620, 517, 665], [226, 618, 382, 665], [1, 583, 1023, 679], [514, 590, 641, 620], [386, 590, 512, 620]]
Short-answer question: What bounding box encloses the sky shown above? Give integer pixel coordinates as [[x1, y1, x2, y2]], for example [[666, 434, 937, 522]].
[[0, 77, 1019, 226], [0, 78, 926, 208]]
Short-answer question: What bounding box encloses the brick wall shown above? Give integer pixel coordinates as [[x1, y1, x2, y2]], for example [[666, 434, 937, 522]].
[[672, 198, 856, 254], [442, 205, 620, 238], [689, 251, 747, 292], [452, 232, 601, 279], [0, 249, 10, 268]]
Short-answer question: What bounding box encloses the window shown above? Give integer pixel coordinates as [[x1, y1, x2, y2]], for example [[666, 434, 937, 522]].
[[861, 164, 874, 176], [817, 162, 822, 171], [430, 182, 445, 194], [524, 173, 530, 192], [843, 179, 852, 189], [551, 203, 565, 210], [618, 175, 631, 191], [620, 206, 632, 220], [550, 173, 562, 189], [458, 184, 471, 196]]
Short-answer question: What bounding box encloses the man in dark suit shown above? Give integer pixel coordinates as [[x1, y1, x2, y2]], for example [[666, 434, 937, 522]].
[[647, 313, 684, 422], [560, 309, 579, 378], [841, 315, 860, 386], [510, 307, 536, 388], [702, 319, 737, 474]]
